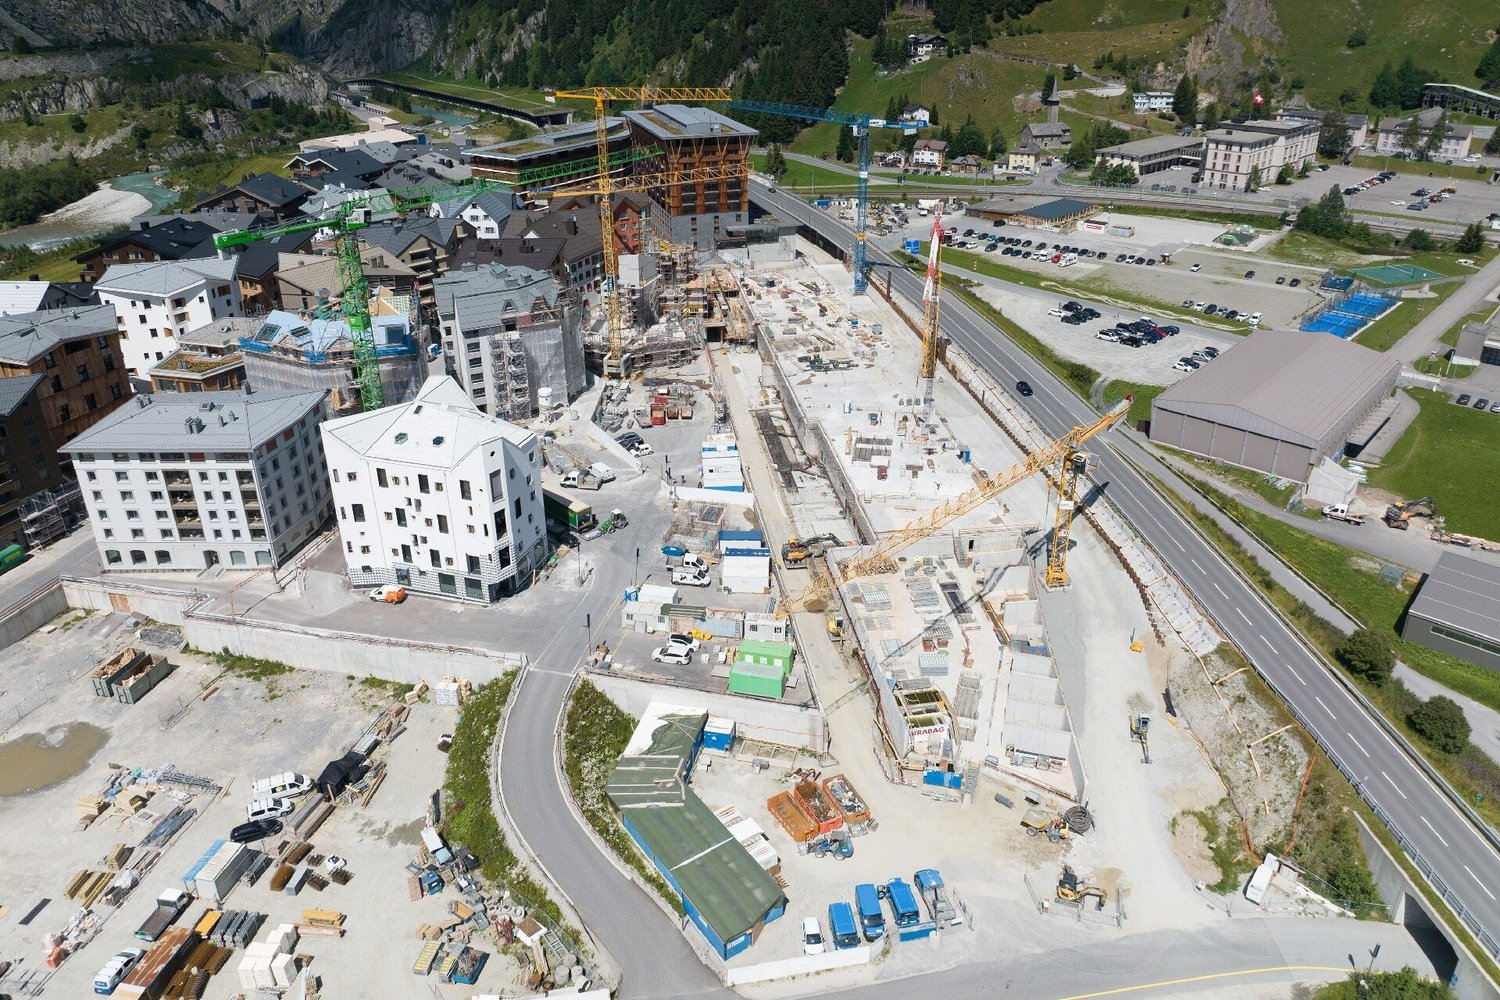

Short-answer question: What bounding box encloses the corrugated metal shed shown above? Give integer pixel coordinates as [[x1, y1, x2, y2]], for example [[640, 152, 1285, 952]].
[[1406, 551, 1500, 643]]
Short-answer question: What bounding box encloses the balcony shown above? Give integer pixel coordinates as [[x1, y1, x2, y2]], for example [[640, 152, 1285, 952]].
[[173, 512, 202, 527], [236, 471, 255, 487], [164, 471, 191, 486], [178, 527, 205, 540], [168, 492, 197, 510]]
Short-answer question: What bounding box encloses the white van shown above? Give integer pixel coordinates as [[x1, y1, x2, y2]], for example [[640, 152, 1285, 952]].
[[671, 568, 711, 587], [94, 948, 144, 994], [247, 797, 297, 822], [589, 462, 617, 484], [1058, 253, 1077, 267], [251, 772, 313, 800]]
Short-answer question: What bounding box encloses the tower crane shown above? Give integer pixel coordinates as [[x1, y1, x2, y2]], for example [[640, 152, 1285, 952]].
[[545, 87, 734, 377], [729, 99, 917, 296], [918, 213, 944, 417], [773, 396, 1131, 619]]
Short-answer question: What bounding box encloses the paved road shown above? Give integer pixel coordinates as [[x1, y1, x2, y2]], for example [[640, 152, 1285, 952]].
[[1393, 252, 1500, 364], [750, 183, 1500, 953]]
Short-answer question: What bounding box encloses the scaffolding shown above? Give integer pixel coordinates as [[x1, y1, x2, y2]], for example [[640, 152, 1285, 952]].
[[21, 480, 86, 549], [491, 332, 532, 423]]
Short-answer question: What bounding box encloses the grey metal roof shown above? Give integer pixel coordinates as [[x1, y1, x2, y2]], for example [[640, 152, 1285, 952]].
[[1097, 134, 1204, 157], [96, 257, 238, 296], [358, 217, 464, 258], [1408, 551, 1500, 642], [0, 374, 44, 418], [0, 304, 118, 364], [1020, 198, 1096, 221], [60, 387, 327, 454], [321, 375, 532, 465], [1025, 122, 1071, 137], [232, 172, 312, 208], [433, 264, 562, 330], [623, 104, 757, 141], [1151, 330, 1400, 449], [178, 316, 262, 349]]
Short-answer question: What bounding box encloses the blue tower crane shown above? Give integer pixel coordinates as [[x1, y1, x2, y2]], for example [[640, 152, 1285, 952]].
[[731, 100, 916, 295]]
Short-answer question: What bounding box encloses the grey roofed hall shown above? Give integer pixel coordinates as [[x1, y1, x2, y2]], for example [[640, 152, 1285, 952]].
[[1020, 198, 1094, 221], [1407, 551, 1500, 645], [59, 388, 327, 455], [1151, 330, 1401, 449]]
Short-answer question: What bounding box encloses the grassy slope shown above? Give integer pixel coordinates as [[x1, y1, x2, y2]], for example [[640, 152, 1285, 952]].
[[1103, 380, 1166, 424], [1370, 388, 1500, 540], [381, 71, 570, 114], [994, 0, 1215, 64]]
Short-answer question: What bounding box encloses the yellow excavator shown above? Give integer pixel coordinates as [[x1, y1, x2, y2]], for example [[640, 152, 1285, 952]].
[[1382, 496, 1436, 530], [1057, 864, 1107, 910], [781, 534, 843, 569]]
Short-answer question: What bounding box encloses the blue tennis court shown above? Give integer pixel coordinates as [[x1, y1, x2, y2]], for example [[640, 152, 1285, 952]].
[[1335, 293, 1396, 318], [1322, 275, 1355, 291], [1302, 313, 1363, 338]]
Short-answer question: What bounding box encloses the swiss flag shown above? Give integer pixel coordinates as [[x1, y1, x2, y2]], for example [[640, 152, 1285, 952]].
[[1253, 91, 1265, 105]]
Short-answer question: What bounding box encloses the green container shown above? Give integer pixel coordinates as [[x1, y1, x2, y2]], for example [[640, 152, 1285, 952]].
[[735, 639, 793, 673], [728, 661, 785, 699], [0, 543, 24, 573]]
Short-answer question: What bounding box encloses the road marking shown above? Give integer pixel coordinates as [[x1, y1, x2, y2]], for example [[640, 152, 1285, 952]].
[[1212, 582, 1227, 599], [1191, 558, 1205, 573], [1347, 733, 1370, 758], [1381, 771, 1408, 799], [1286, 664, 1305, 685], [1465, 866, 1497, 901], [1236, 608, 1251, 624], [1052, 966, 1350, 1000], [1315, 696, 1336, 720], [1420, 816, 1450, 847], [1258, 633, 1274, 650]]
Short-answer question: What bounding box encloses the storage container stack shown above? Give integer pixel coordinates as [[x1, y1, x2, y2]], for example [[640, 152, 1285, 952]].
[[700, 433, 744, 492]]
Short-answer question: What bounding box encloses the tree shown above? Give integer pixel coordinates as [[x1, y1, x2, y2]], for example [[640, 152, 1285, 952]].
[[1183, 3, 1191, 17], [130, 123, 151, 150], [504, 118, 528, 141], [1399, 114, 1425, 158], [1488, 130, 1500, 155], [1334, 627, 1394, 684], [11, 36, 32, 54], [1318, 108, 1351, 159], [1323, 966, 1456, 1000], [1409, 695, 1470, 754], [1275, 164, 1292, 184], [1394, 55, 1435, 109], [68, 113, 85, 134], [1421, 110, 1448, 161], [1339, 87, 1362, 107], [174, 102, 201, 141], [1404, 228, 1435, 251], [885, 95, 903, 123], [1456, 221, 1486, 254], [1346, 27, 1367, 48], [1298, 160, 1310, 177], [1172, 74, 1198, 120], [835, 126, 855, 163], [1042, 72, 1057, 102], [952, 115, 986, 158], [1244, 164, 1262, 192], [1479, 31, 1500, 87], [1370, 61, 1399, 107], [929, 106, 940, 126], [1202, 101, 1220, 130], [765, 144, 788, 182], [988, 126, 1008, 159]]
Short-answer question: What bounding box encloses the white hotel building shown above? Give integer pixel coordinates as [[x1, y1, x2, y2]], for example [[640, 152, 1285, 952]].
[[320, 376, 546, 603], [95, 258, 241, 380]]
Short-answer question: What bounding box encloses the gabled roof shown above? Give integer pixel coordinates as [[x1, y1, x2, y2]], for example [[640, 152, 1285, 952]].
[[96, 257, 238, 297], [289, 147, 387, 179], [320, 374, 534, 468], [139, 210, 264, 234], [358, 217, 465, 258], [502, 205, 602, 266], [434, 191, 518, 224], [448, 236, 566, 274], [0, 304, 119, 364], [208, 172, 311, 209], [0, 281, 65, 315], [0, 374, 45, 418], [225, 230, 316, 281], [374, 151, 471, 192], [275, 251, 416, 297], [60, 387, 327, 454], [914, 138, 948, 151], [1408, 551, 1500, 642], [1025, 122, 1071, 136], [86, 217, 220, 262], [433, 263, 564, 330]]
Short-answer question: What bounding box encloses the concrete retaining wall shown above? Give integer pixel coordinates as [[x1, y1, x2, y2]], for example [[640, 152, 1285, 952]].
[[586, 669, 827, 751], [1355, 814, 1500, 1000], [724, 942, 881, 986], [0, 582, 69, 651]]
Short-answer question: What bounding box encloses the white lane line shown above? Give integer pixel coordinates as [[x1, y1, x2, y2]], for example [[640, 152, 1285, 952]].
[[1347, 733, 1370, 758], [1258, 633, 1274, 650], [1286, 664, 1306, 685], [1236, 609, 1251, 624], [1420, 816, 1450, 848], [1315, 696, 1337, 720], [1212, 582, 1227, 599], [1191, 559, 1205, 574], [1382, 771, 1408, 799], [1465, 866, 1498, 901]]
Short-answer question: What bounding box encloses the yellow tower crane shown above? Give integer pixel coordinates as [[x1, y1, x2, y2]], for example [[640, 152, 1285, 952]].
[[545, 86, 733, 377], [774, 396, 1132, 619], [1045, 447, 1094, 590], [918, 214, 944, 417]]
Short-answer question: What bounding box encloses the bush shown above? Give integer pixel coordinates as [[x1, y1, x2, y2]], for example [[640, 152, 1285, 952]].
[[1335, 628, 1394, 684], [1409, 695, 1470, 753]]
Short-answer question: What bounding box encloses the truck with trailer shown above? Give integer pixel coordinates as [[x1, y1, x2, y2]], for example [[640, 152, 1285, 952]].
[[854, 883, 885, 941], [914, 869, 964, 927], [135, 889, 191, 942], [543, 487, 597, 534]]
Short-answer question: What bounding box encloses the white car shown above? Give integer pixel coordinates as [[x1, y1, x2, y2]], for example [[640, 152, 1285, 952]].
[[666, 632, 702, 652], [1248, 311, 1263, 325], [651, 646, 693, 666], [94, 948, 145, 995], [629, 441, 654, 457], [1095, 329, 1120, 342], [1047, 307, 1064, 317], [1189, 263, 1201, 272], [802, 916, 827, 956], [1390, 200, 1405, 206], [251, 771, 313, 800], [247, 797, 296, 822], [671, 568, 710, 587], [1172, 361, 1197, 373], [1457, 258, 1476, 267]]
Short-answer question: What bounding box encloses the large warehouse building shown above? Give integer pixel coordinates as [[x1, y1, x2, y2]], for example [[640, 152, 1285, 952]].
[[1149, 330, 1399, 481], [1402, 552, 1500, 674]]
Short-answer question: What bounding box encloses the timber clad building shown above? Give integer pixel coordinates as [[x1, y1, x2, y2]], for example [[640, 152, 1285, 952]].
[[624, 105, 756, 249]]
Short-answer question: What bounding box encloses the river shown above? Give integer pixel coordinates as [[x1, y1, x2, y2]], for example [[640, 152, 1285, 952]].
[[411, 103, 477, 128], [0, 170, 180, 252]]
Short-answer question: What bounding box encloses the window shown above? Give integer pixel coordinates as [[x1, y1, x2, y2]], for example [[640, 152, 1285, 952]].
[[430, 549, 441, 568], [120, 490, 134, 501], [230, 550, 247, 566], [460, 480, 472, 500], [105, 549, 121, 564], [103, 528, 114, 539], [130, 550, 147, 565], [155, 550, 170, 564], [466, 554, 481, 574], [395, 509, 407, 527], [115, 471, 128, 482], [125, 510, 140, 521], [350, 503, 365, 522], [76, 364, 89, 382], [59, 403, 71, 422], [131, 529, 144, 539], [437, 514, 448, 534], [418, 474, 430, 494], [104, 355, 115, 373], [377, 468, 388, 487]]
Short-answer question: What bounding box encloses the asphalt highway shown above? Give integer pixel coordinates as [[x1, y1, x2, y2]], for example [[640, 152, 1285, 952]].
[[748, 183, 1500, 952]]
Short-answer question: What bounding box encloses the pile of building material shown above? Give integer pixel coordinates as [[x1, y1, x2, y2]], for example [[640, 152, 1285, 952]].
[[236, 923, 301, 992], [116, 926, 195, 999], [713, 804, 780, 873], [207, 909, 266, 948]]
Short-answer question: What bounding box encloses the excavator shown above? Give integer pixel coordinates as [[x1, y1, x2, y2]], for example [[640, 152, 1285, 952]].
[[781, 534, 843, 569], [1382, 496, 1436, 530], [1129, 713, 1151, 764], [1056, 864, 1108, 910]]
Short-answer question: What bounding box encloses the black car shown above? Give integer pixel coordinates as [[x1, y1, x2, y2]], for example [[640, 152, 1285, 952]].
[[1022, 239, 1033, 247], [1062, 300, 1082, 313], [1119, 336, 1143, 348], [1201, 346, 1219, 357], [1161, 325, 1180, 335], [1016, 380, 1034, 396], [1289, 278, 1301, 287], [1476, 398, 1491, 410], [1457, 393, 1473, 406], [1116, 253, 1128, 262], [1244, 270, 1255, 278], [231, 818, 284, 844], [1275, 276, 1286, 285]]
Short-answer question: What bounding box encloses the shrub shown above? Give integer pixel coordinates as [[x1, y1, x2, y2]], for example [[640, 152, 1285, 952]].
[[1335, 628, 1394, 684], [1409, 696, 1470, 754]]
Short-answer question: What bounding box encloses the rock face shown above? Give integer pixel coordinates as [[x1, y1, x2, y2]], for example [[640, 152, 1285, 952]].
[[0, 0, 448, 77]]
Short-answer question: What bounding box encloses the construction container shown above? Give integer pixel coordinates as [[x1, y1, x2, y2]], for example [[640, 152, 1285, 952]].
[[448, 947, 488, 985], [92, 648, 149, 697], [735, 639, 794, 672], [181, 840, 223, 891], [720, 550, 771, 594], [728, 660, 785, 699], [0, 542, 25, 572], [116, 927, 194, 1000], [766, 791, 818, 843], [193, 840, 253, 904], [702, 717, 735, 752], [113, 653, 172, 704], [791, 780, 844, 835], [822, 773, 873, 834]]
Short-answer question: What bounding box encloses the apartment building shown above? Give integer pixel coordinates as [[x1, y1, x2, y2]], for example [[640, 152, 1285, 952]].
[[1374, 107, 1474, 159], [62, 387, 332, 571], [500, 201, 605, 302], [73, 217, 222, 282], [1132, 91, 1174, 114], [356, 216, 469, 319], [320, 376, 546, 603], [0, 374, 69, 545], [1200, 119, 1317, 192], [433, 263, 585, 422], [95, 259, 242, 379], [429, 190, 520, 240], [465, 117, 631, 188], [0, 305, 131, 449], [623, 105, 756, 249], [149, 317, 255, 394], [913, 138, 948, 169]]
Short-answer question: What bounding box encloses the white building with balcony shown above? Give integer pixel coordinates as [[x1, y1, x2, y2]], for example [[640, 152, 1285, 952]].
[[61, 387, 332, 572], [95, 258, 241, 380], [320, 375, 546, 603]]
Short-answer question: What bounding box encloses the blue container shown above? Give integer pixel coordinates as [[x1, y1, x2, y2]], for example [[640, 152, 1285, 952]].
[[922, 768, 947, 787], [904, 239, 921, 254]]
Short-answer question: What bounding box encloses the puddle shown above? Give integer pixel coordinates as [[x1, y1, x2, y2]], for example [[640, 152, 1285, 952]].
[[0, 722, 110, 796]]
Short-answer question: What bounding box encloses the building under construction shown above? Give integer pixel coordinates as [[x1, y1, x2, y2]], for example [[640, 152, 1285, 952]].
[[21, 480, 86, 550], [239, 291, 423, 415]]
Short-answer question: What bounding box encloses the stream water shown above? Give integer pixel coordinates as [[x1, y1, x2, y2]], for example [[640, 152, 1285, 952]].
[[0, 170, 179, 252]]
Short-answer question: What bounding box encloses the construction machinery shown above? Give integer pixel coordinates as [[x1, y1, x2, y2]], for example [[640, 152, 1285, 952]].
[[918, 214, 943, 417], [772, 397, 1132, 619], [1021, 809, 1070, 843], [729, 99, 917, 295], [1056, 865, 1107, 910], [1129, 713, 1151, 764], [1383, 496, 1436, 530], [545, 86, 734, 377], [781, 534, 843, 569], [1045, 448, 1094, 589]]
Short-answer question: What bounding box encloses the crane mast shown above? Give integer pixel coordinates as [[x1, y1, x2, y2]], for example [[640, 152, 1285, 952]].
[[919, 214, 943, 417]]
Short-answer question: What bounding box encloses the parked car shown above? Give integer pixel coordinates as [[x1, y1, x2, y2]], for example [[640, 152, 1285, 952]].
[[1490, 401, 1500, 413], [628, 441, 654, 457], [1248, 311, 1263, 325], [803, 916, 827, 956], [1289, 278, 1301, 287], [230, 818, 284, 844], [651, 646, 693, 665], [247, 797, 296, 822], [667, 633, 702, 652], [369, 585, 407, 604], [1201, 346, 1220, 357], [1188, 263, 1201, 272], [1275, 276, 1286, 285], [1456, 394, 1473, 406], [1244, 270, 1255, 278], [1476, 398, 1491, 410]]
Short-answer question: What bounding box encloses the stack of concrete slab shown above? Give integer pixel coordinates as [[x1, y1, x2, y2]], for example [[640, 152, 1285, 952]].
[[236, 923, 299, 991]]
